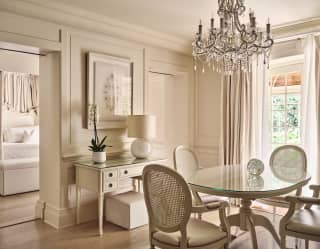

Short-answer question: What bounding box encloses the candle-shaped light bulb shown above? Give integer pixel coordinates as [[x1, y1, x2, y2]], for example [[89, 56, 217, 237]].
[[252, 16, 256, 28], [266, 17, 271, 34], [198, 20, 203, 35], [220, 18, 224, 30]]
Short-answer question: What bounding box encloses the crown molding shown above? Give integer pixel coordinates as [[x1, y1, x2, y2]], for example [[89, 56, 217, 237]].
[[0, 0, 192, 55], [272, 17, 320, 40]]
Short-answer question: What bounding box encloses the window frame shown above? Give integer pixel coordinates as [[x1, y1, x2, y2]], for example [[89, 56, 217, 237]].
[[269, 55, 304, 147]]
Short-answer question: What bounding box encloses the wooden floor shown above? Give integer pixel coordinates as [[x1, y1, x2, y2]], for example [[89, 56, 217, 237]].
[[0, 191, 38, 228], [0, 207, 319, 249]]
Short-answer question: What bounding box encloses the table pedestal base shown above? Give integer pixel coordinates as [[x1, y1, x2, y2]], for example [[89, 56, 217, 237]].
[[228, 199, 280, 249]]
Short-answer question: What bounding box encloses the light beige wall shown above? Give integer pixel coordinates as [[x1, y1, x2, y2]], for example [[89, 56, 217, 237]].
[[194, 70, 222, 167], [0, 50, 39, 74]]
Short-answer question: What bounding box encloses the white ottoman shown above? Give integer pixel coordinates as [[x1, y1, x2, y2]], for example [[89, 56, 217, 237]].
[[105, 191, 148, 229], [0, 158, 39, 195]]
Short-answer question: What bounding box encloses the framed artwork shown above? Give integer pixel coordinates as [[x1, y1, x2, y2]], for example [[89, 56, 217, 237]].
[[87, 52, 133, 129]]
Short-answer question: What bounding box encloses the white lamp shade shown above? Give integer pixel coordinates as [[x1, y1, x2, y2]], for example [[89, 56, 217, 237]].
[[127, 115, 156, 139]]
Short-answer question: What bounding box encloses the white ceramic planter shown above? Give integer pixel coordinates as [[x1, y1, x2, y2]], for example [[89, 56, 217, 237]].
[[92, 151, 106, 163]]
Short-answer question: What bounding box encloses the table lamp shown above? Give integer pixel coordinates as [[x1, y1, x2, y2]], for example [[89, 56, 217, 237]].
[[127, 115, 156, 158]]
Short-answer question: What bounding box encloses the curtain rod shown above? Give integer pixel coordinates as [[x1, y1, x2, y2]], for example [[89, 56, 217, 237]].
[[275, 31, 320, 43], [0, 47, 46, 56]]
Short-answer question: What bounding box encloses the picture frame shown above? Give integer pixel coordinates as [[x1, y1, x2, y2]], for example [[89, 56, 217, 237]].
[[86, 52, 133, 129]]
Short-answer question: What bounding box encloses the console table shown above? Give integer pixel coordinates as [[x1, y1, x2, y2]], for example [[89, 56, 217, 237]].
[[74, 155, 166, 235]]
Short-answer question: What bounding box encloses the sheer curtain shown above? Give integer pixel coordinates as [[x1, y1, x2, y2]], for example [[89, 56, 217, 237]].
[[250, 57, 272, 162], [1, 71, 39, 113], [301, 35, 320, 184]]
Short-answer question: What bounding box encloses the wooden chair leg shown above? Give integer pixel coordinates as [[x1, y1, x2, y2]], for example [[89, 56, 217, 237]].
[[280, 235, 286, 249], [305, 240, 309, 249]]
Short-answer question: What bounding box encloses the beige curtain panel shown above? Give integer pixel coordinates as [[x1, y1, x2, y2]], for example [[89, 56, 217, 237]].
[[1, 71, 39, 113], [220, 71, 252, 166]]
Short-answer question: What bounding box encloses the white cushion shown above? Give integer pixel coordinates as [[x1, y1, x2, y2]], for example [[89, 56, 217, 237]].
[[105, 191, 148, 229], [153, 218, 227, 247], [23, 127, 39, 144], [3, 126, 38, 143]]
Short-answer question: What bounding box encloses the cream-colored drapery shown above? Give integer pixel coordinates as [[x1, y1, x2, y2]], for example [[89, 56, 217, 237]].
[[301, 35, 320, 184], [220, 71, 252, 165], [1, 71, 39, 113]]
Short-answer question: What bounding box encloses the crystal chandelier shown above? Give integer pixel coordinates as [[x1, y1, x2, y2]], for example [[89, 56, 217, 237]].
[[192, 0, 274, 75]]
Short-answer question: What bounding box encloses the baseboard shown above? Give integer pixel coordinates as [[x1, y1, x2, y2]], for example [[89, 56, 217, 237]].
[[35, 199, 45, 219], [44, 203, 76, 228], [43, 201, 99, 229]]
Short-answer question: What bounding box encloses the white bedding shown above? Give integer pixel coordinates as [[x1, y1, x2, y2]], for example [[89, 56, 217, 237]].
[[3, 143, 39, 160]]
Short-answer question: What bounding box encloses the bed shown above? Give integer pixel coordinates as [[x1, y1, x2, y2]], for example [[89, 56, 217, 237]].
[[0, 111, 39, 195]]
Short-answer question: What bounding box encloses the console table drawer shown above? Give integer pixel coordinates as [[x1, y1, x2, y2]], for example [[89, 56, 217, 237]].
[[119, 166, 144, 178], [118, 178, 133, 189], [104, 169, 118, 180], [104, 181, 117, 192]]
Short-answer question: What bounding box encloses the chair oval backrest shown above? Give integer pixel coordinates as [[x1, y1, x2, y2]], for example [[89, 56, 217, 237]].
[[143, 164, 192, 233], [269, 145, 307, 182], [173, 145, 199, 181]]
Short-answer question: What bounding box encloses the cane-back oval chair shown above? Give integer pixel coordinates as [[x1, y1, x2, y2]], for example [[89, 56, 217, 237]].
[[258, 145, 307, 222], [174, 146, 231, 218], [143, 164, 230, 249]]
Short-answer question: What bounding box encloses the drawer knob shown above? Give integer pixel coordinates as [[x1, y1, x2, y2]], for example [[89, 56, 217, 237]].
[[108, 183, 113, 188], [109, 173, 113, 177], [124, 170, 128, 174]]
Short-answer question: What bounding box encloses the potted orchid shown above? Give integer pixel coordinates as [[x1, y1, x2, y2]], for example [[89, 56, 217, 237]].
[[88, 104, 111, 163]]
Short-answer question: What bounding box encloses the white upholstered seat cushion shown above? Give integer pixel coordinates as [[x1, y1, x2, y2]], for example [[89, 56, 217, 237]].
[[199, 193, 228, 204], [286, 207, 320, 236], [153, 218, 227, 247]]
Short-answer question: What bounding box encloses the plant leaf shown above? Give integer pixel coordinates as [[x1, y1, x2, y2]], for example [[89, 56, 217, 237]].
[[99, 136, 107, 147]]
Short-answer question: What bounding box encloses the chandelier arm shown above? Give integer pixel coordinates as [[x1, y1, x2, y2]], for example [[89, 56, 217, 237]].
[[233, 9, 246, 33]]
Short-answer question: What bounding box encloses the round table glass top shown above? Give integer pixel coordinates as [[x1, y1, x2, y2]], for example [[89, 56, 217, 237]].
[[189, 164, 311, 198]]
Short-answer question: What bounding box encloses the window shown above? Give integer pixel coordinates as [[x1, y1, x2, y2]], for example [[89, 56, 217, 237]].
[[270, 59, 303, 149]]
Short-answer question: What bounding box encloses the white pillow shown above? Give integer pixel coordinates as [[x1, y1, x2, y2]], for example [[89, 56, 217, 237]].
[[23, 127, 39, 144], [3, 126, 38, 143]]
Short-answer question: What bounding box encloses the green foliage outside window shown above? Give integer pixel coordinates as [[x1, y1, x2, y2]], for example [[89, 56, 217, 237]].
[[272, 94, 300, 148]]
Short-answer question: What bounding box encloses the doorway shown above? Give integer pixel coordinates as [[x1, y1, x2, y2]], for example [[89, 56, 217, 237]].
[[0, 42, 43, 227]]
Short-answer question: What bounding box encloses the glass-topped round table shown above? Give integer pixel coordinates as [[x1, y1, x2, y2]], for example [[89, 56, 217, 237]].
[[189, 164, 311, 249]]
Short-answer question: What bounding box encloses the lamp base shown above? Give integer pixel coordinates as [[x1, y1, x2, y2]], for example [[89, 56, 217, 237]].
[[131, 138, 152, 158]]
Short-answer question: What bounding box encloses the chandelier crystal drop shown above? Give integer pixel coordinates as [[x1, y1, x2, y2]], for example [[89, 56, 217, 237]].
[[192, 0, 274, 75]]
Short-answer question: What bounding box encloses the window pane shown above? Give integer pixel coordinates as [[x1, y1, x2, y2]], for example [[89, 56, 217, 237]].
[[287, 94, 299, 104], [287, 127, 300, 144], [272, 127, 285, 144], [272, 104, 285, 111], [287, 110, 299, 127], [287, 104, 298, 111], [272, 74, 286, 87], [287, 72, 301, 86], [272, 111, 285, 127], [272, 95, 285, 105]]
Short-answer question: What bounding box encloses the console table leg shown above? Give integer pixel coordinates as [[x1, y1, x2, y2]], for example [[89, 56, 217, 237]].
[[76, 186, 81, 224], [98, 193, 104, 235]]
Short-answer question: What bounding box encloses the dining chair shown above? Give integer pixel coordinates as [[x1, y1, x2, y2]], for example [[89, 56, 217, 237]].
[[143, 164, 230, 249], [173, 145, 231, 218], [258, 145, 307, 222], [279, 185, 320, 249]]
